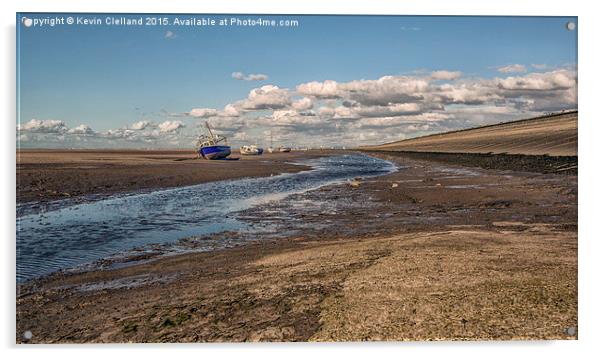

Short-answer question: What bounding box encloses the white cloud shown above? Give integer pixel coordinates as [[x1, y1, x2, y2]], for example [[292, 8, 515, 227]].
[[291, 97, 313, 111], [20, 66, 577, 149], [434, 82, 500, 105], [298, 76, 430, 106], [158, 120, 185, 133], [296, 80, 341, 99], [67, 124, 95, 135], [221, 104, 241, 117], [189, 108, 218, 118], [246, 74, 269, 81], [130, 120, 152, 130], [102, 128, 136, 139], [350, 112, 453, 129], [240, 85, 291, 110], [164, 31, 176, 39], [430, 70, 462, 80], [232, 71, 268, 81], [18, 119, 67, 133], [353, 103, 433, 117], [531, 63, 548, 70], [232, 131, 249, 141], [231, 72, 244, 80], [497, 64, 528, 73], [495, 69, 574, 91]]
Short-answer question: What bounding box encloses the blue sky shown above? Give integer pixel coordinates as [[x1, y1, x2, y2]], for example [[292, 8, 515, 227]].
[[17, 14, 577, 148]]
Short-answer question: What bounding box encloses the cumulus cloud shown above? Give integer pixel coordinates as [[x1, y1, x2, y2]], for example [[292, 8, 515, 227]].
[[221, 104, 241, 117], [232, 71, 268, 81], [497, 64, 528, 73], [130, 120, 152, 130], [67, 124, 95, 135], [102, 128, 136, 140], [158, 120, 185, 133], [21, 66, 577, 149], [298, 76, 430, 106], [18, 119, 67, 133], [291, 97, 314, 111], [263, 110, 325, 129], [297, 80, 341, 99], [495, 69, 574, 91], [240, 85, 291, 110], [434, 82, 500, 105]]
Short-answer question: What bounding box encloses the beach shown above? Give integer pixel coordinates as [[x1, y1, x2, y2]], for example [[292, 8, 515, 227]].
[[16, 147, 577, 342], [16, 150, 324, 203]]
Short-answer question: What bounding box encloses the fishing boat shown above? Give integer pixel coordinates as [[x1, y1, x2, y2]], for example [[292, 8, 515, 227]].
[[195, 122, 231, 160], [278, 146, 292, 153], [240, 145, 264, 155]]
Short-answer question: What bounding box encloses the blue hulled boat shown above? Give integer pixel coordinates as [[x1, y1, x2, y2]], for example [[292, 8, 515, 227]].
[[199, 145, 231, 160], [196, 122, 231, 160]]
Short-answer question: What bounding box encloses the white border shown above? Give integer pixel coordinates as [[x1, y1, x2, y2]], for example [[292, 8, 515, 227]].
[[2, 1, 600, 357]]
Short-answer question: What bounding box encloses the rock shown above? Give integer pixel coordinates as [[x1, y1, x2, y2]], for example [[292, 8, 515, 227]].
[[391, 183, 399, 188]]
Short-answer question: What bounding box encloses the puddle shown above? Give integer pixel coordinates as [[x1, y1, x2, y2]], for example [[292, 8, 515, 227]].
[[16, 154, 396, 282]]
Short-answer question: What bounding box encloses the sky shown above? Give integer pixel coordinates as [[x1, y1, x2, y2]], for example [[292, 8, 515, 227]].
[[16, 14, 578, 148]]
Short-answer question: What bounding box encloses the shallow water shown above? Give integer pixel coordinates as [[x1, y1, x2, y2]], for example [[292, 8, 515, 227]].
[[16, 154, 396, 282]]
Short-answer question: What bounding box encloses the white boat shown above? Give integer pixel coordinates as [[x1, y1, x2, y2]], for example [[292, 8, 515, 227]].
[[240, 145, 264, 155], [266, 131, 291, 153]]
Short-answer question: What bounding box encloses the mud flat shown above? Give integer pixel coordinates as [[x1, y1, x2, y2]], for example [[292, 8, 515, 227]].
[[17, 153, 577, 342], [16, 149, 325, 204], [363, 111, 577, 157]]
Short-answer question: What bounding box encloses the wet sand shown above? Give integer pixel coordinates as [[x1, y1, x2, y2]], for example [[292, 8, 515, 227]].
[[16, 152, 577, 342], [16, 150, 324, 203]]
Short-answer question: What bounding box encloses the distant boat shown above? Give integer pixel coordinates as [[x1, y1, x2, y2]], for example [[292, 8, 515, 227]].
[[266, 131, 291, 153], [196, 122, 231, 160], [240, 145, 264, 155]]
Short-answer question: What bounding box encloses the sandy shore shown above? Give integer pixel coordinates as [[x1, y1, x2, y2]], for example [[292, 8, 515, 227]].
[[16, 150, 325, 203], [16, 152, 577, 342]]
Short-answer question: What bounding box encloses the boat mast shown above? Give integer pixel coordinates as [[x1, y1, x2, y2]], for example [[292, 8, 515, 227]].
[[205, 122, 215, 139]]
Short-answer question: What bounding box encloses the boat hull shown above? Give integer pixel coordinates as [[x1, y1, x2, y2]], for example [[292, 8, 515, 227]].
[[240, 146, 264, 155], [199, 145, 231, 160]]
